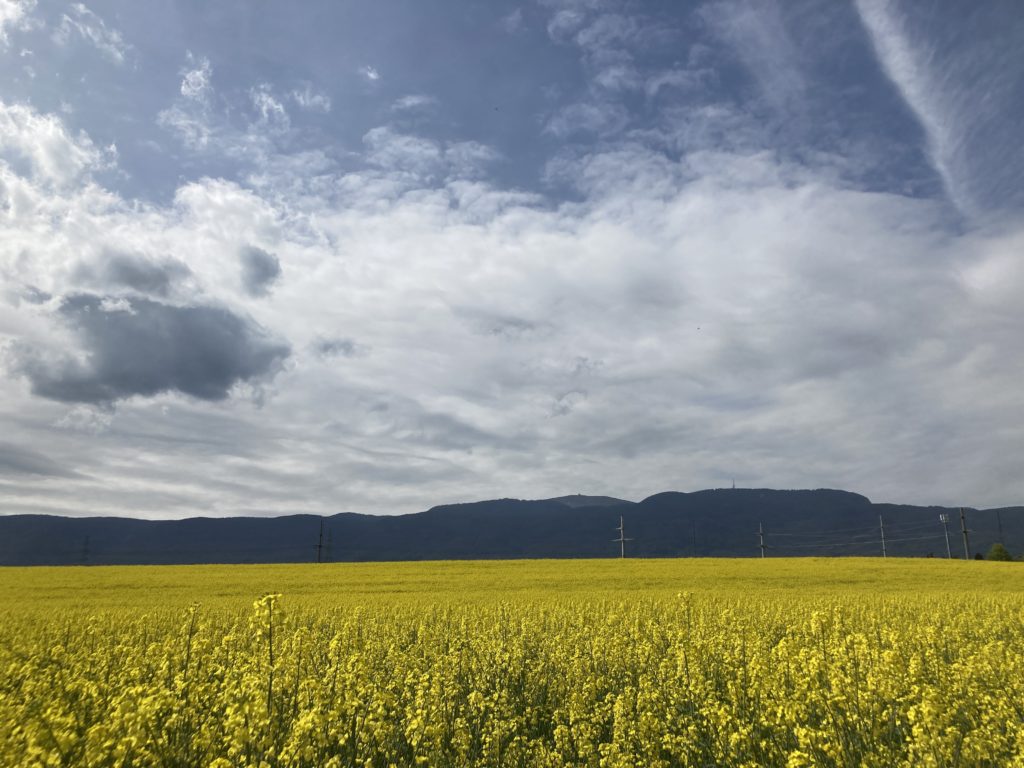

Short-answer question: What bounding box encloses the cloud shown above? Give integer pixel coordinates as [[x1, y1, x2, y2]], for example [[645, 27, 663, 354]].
[[289, 83, 331, 113], [53, 3, 130, 63], [547, 9, 588, 42], [53, 404, 113, 434], [360, 127, 501, 185], [359, 65, 381, 82], [361, 127, 440, 176], [13, 294, 290, 404], [701, 0, 806, 113], [249, 84, 290, 132], [179, 53, 213, 102], [314, 337, 364, 358], [0, 442, 77, 478], [854, 0, 1024, 221], [239, 245, 281, 297], [0, 0, 35, 46], [391, 94, 437, 112], [0, 100, 108, 186], [75, 253, 192, 297], [544, 100, 629, 137], [500, 8, 525, 34], [157, 103, 211, 150], [854, 0, 960, 212]]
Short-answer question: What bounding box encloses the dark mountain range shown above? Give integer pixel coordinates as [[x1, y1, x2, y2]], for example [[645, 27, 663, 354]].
[[0, 489, 1021, 565]]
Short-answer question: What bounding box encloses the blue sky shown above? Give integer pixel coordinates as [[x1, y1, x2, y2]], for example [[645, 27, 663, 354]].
[[1, 0, 1023, 517]]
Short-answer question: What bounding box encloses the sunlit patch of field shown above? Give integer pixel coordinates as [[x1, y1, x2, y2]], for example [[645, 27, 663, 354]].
[[2, 558, 1022, 766]]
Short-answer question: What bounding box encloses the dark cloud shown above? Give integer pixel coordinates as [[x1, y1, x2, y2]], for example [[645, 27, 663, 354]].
[[454, 307, 548, 339], [15, 294, 290, 404], [74, 254, 192, 297], [314, 337, 361, 357], [239, 246, 282, 297], [0, 442, 78, 478], [105, 254, 191, 296], [22, 286, 53, 304]]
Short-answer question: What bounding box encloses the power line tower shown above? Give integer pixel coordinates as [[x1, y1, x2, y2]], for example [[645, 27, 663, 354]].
[[939, 513, 952, 559], [879, 515, 887, 558], [613, 516, 632, 558], [314, 519, 325, 563], [959, 507, 971, 560], [758, 522, 766, 558]]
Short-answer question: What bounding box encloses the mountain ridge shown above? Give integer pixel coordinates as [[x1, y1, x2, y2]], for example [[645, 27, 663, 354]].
[[1, 488, 1020, 565]]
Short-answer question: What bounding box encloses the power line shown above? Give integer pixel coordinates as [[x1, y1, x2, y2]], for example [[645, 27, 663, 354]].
[[766, 521, 943, 539], [773, 533, 948, 550]]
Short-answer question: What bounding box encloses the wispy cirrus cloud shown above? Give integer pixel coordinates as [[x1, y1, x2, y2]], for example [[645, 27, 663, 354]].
[[53, 3, 129, 63], [290, 83, 331, 113], [855, 0, 1024, 221]]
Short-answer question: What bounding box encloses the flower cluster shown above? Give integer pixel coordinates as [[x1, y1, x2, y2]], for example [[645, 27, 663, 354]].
[[1, 566, 1023, 766]]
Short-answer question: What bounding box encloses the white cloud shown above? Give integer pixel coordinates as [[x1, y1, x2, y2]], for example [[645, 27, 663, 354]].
[[53, 3, 130, 64], [0, 0, 35, 45], [179, 53, 212, 102], [53, 404, 114, 434], [0, 100, 108, 186], [359, 65, 381, 82], [854, 0, 962, 215], [290, 83, 331, 113], [362, 126, 442, 179], [158, 58, 299, 158], [391, 94, 437, 112], [361, 127, 500, 184], [157, 103, 211, 150], [545, 100, 629, 137], [702, 0, 806, 113], [249, 84, 290, 132]]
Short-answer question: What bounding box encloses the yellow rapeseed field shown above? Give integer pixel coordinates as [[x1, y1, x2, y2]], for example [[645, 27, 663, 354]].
[[1, 558, 1022, 767]]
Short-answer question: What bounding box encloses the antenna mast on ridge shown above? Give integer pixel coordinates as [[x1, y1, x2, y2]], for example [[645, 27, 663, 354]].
[[613, 515, 633, 558]]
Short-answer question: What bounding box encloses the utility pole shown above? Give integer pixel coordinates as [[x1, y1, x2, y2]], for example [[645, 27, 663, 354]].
[[879, 515, 887, 558], [758, 522, 766, 558], [315, 519, 324, 563], [939, 513, 952, 559], [613, 516, 632, 558], [959, 507, 970, 560]]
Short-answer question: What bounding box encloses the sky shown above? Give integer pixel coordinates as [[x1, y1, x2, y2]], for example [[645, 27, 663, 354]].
[[1, 0, 1023, 518]]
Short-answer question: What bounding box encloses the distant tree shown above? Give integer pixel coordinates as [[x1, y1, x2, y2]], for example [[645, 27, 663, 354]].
[[986, 543, 1013, 562]]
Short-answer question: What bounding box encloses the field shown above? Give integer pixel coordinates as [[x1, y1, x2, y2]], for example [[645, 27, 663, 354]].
[[2, 559, 1023, 767]]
